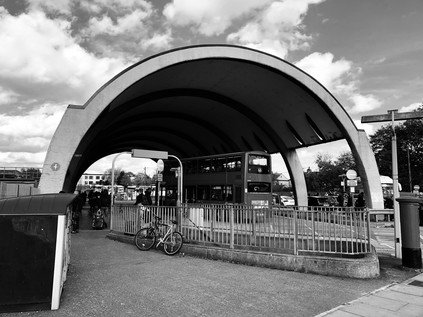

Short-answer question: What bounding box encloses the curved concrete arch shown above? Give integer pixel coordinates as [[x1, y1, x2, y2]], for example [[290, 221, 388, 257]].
[[39, 45, 383, 208]]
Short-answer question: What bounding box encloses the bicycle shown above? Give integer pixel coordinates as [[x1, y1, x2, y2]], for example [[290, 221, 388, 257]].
[[134, 215, 183, 255]]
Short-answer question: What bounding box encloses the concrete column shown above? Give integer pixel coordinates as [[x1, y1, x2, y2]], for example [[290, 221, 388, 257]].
[[284, 150, 307, 206], [348, 130, 384, 209]]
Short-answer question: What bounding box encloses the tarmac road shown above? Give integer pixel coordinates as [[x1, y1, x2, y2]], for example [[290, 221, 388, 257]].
[[3, 224, 420, 317]]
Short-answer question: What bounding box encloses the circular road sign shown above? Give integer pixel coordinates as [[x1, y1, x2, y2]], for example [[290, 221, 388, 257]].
[[346, 169, 357, 180], [157, 159, 164, 172]]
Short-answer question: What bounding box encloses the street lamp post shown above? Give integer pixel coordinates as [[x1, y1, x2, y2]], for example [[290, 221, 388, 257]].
[[110, 152, 130, 208], [362, 109, 423, 259]]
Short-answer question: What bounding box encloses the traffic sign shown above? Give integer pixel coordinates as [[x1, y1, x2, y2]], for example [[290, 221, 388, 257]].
[[347, 179, 357, 187], [157, 173, 163, 182], [157, 159, 164, 172], [346, 169, 357, 180]]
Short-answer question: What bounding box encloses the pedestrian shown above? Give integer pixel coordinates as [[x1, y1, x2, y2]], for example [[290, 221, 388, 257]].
[[134, 189, 144, 205], [100, 188, 110, 218], [145, 188, 152, 205], [72, 190, 83, 233], [355, 192, 365, 208]]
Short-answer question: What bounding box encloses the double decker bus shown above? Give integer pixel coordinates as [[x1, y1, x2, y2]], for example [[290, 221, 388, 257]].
[[162, 151, 273, 208]]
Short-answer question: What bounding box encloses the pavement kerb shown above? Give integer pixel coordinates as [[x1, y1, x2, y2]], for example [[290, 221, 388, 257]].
[[106, 231, 380, 279], [314, 282, 399, 316]]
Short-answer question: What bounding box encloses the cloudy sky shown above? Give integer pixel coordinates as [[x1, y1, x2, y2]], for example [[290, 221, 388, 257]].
[[1, 0, 422, 176]]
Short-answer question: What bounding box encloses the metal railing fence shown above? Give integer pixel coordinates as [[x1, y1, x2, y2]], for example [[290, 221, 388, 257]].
[[110, 204, 371, 256]]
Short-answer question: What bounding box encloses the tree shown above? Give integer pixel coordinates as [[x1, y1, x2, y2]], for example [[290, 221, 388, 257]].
[[133, 172, 153, 186], [305, 151, 356, 194], [117, 170, 132, 187], [369, 106, 423, 191]]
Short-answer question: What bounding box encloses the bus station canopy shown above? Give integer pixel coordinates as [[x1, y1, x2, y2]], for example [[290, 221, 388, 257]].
[[72, 45, 350, 176], [40, 45, 383, 209]]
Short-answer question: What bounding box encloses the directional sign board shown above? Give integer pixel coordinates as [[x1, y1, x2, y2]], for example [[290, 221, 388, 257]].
[[132, 149, 168, 159]]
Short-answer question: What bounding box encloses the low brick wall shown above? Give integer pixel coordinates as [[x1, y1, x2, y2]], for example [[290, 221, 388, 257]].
[[106, 231, 380, 279]]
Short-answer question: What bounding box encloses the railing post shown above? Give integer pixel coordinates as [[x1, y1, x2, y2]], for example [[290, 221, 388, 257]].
[[110, 205, 114, 230], [293, 208, 298, 255], [366, 208, 371, 253], [230, 205, 234, 249]]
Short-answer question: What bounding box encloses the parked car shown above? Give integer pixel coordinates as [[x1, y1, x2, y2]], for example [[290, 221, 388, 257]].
[[280, 196, 295, 206], [308, 196, 330, 207]]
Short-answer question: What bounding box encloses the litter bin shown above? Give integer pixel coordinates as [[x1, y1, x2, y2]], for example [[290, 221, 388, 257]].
[[396, 197, 422, 269], [0, 193, 76, 313]]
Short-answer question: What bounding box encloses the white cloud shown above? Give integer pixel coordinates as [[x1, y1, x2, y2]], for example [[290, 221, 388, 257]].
[[78, 1, 171, 62], [0, 9, 127, 105], [0, 87, 18, 105], [227, 0, 325, 58], [295, 52, 352, 91], [0, 152, 48, 167], [140, 30, 173, 51], [86, 154, 158, 176], [86, 9, 153, 37], [399, 102, 423, 112], [28, 0, 73, 15], [164, 0, 271, 36], [0, 104, 65, 154], [348, 94, 382, 114], [295, 52, 383, 114]]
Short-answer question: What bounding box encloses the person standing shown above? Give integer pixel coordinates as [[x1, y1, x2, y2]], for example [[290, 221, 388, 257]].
[[72, 190, 83, 233], [134, 189, 144, 205], [145, 188, 152, 205], [100, 188, 110, 218]]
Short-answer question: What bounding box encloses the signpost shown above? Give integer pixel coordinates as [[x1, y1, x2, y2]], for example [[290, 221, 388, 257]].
[[110, 149, 183, 207], [362, 109, 423, 258]]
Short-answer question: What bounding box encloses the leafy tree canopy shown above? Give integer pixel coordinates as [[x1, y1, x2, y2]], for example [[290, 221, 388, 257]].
[[369, 105, 423, 191]]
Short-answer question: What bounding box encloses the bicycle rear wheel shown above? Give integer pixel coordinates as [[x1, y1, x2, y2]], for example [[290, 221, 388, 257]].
[[163, 231, 183, 255], [134, 228, 156, 251]]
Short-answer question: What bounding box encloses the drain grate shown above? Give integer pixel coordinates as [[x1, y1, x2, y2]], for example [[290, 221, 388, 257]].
[[408, 280, 423, 288]]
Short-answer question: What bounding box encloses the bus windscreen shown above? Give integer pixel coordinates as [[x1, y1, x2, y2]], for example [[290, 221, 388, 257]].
[[248, 154, 270, 174]]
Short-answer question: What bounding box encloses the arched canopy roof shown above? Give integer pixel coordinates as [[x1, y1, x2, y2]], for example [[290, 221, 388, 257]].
[[41, 44, 385, 210], [71, 45, 353, 179]]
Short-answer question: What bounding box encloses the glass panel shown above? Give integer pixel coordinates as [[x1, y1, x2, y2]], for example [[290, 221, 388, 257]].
[[185, 186, 196, 203], [225, 156, 242, 171], [211, 185, 224, 201], [198, 159, 212, 173], [184, 160, 197, 174], [197, 185, 210, 200], [224, 185, 233, 202]]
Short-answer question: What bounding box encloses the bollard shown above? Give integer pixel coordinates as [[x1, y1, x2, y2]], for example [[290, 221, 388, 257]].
[[396, 197, 422, 269]]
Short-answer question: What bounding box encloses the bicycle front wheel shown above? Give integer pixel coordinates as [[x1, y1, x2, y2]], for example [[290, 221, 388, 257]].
[[163, 231, 183, 255], [134, 228, 156, 251]]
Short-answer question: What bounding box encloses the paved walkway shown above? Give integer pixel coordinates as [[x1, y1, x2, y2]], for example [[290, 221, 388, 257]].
[[318, 273, 423, 316], [3, 207, 422, 316]]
